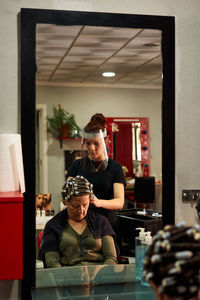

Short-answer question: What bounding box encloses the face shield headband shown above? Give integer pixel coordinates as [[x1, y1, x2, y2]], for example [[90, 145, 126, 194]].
[[80, 129, 108, 173], [81, 129, 107, 139]]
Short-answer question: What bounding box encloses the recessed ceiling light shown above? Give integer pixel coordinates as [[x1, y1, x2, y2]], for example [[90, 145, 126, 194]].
[[102, 72, 116, 77]]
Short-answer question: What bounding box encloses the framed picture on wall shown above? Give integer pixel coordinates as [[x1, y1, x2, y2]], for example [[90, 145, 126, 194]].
[[35, 193, 52, 211]]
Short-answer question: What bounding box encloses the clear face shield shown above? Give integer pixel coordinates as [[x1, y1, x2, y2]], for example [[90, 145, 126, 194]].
[[80, 129, 109, 173]]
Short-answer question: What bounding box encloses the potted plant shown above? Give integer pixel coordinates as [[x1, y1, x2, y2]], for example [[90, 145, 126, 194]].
[[47, 104, 81, 138]]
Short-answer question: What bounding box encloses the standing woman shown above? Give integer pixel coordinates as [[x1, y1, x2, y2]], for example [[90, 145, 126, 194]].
[[66, 113, 126, 236]]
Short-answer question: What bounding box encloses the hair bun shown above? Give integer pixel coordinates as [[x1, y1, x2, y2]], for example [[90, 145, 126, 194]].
[[84, 113, 107, 133], [90, 113, 107, 127]]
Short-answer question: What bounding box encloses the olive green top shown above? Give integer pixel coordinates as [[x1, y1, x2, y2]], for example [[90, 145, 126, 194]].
[[45, 223, 117, 268]]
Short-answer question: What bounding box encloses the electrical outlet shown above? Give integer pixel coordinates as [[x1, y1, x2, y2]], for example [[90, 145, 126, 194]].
[[182, 190, 200, 202]]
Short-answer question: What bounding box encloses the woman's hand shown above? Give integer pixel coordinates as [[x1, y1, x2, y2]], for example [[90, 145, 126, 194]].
[[90, 194, 102, 208], [90, 183, 124, 210]]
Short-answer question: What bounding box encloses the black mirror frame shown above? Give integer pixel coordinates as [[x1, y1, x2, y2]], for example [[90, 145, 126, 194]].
[[20, 8, 175, 299]]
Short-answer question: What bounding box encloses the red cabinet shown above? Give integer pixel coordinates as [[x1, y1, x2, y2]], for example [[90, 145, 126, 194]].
[[0, 191, 23, 280]]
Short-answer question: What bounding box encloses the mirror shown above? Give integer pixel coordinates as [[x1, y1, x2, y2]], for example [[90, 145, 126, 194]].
[[35, 23, 161, 215], [106, 117, 150, 178], [21, 8, 175, 299]]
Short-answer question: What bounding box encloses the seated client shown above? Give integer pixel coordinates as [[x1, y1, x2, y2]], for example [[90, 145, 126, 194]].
[[143, 223, 200, 300], [39, 176, 118, 268]]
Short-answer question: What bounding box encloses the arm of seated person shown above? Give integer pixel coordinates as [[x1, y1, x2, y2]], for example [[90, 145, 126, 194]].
[[102, 235, 117, 264], [45, 251, 62, 268]]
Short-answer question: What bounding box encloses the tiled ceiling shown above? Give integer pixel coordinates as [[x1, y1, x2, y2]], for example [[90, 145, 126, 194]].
[[36, 24, 162, 89]]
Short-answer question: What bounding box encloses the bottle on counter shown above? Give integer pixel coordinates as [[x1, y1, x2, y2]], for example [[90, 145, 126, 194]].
[[51, 209, 55, 216], [135, 227, 146, 280], [41, 209, 45, 217], [36, 208, 40, 217], [141, 231, 152, 286], [46, 209, 50, 216]]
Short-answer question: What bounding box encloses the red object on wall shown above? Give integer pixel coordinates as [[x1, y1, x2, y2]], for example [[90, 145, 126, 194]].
[[114, 123, 133, 177], [106, 117, 150, 177], [0, 191, 23, 280]]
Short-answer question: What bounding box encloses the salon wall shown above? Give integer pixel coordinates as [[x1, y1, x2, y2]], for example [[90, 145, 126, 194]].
[[1, 1, 200, 299], [36, 86, 162, 213]]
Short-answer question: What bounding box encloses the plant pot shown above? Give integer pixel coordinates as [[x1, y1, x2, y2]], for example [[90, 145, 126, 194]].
[[59, 124, 71, 138]]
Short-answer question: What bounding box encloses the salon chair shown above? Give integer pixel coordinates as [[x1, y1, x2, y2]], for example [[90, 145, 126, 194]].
[[37, 231, 44, 250], [134, 176, 155, 208], [126, 176, 155, 209]]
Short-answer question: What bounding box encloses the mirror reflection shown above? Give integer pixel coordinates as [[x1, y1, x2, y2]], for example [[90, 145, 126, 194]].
[[33, 264, 156, 299], [106, 117, 150, 178], [35, 24, 162, 274]]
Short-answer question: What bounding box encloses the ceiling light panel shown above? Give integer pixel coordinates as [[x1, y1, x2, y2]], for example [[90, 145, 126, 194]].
[[116, 49, 160, 60], [81, 26, 140, 38], [36, 24, 82, 35], [138, 29, 161, 38], [133, 62, 162, 75], [74, 36, 131, 49], [125, 38, 161, 50]]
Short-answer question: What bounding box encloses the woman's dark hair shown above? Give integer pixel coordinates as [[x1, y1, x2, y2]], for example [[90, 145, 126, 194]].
[[84, 113, 107, 133], [143, 223, 200, 300]]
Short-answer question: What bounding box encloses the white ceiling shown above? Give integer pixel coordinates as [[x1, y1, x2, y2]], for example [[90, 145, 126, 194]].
[[36, 24, 162, 89]]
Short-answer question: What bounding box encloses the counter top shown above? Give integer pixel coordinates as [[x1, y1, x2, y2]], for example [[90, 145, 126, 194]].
[[32, 264, 156, 300], [0, 191, 23, 202]]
